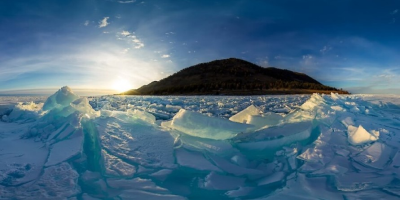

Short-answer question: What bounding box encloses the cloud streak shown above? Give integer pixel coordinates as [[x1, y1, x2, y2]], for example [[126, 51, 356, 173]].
[[118, 0, 136, 3], [117, 31, 145, 49], [121, 30, 130, 36]]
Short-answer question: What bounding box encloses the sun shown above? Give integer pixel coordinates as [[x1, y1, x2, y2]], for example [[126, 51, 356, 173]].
[[112, 77, 133, 93]]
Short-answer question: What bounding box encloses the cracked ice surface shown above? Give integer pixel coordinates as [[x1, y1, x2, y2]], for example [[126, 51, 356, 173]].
[[1, 87, 400, 199]]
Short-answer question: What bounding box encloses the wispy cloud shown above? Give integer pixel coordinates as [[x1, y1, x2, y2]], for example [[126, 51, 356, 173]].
[[375, 68, 400, 82], [99, 17, 110, 28], [118, 0, 136, 3], [117, 31, 145, 49], [302, 54, 313, 64], [161, 54, 170, 58], [274, 55, 294, 60], [257, 57, 269, 67], [390, 9, 398, 23], [121, 30, 130, 36], [320, 45, 332, 54], [302, 55, 313, 60], [378, 74, 395, 79], [132, 39, 144, 49], [84, 20, 89, 26], [346, 69, 400, 93]]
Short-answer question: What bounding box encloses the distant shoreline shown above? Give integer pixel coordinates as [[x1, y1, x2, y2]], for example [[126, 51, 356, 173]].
[[117, 89, 350, 96]]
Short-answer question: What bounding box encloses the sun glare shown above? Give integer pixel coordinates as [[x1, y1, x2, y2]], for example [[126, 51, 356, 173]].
[[112, 77, 132, 93]]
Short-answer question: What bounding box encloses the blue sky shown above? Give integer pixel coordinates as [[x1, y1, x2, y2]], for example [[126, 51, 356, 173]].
[[1, 0, 400, 94]]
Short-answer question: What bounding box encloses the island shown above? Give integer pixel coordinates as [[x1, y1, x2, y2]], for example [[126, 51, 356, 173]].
[[122, 58, 349, 95]]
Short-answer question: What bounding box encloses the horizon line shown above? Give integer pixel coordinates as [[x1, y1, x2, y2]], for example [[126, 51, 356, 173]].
[[0, 87, 118, 96]]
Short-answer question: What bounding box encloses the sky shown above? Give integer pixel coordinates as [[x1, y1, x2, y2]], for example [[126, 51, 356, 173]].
[[1, 0, 400, 94]]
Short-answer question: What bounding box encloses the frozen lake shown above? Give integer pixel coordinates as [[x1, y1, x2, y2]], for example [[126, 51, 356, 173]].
[[1, 87, 400, 199]]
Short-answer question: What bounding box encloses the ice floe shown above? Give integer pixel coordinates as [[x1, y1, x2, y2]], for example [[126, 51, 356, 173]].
[[162, 109, 253, 140]]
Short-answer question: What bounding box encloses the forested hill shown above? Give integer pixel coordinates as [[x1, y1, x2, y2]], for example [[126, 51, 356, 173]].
[[123, 58, 349, 95]]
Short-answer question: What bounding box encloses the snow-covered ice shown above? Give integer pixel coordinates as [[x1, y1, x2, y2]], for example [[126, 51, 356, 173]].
[[1, 87, 400, 199]]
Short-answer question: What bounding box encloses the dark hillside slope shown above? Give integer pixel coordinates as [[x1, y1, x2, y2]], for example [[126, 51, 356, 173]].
[[123, 58, 348, 95]]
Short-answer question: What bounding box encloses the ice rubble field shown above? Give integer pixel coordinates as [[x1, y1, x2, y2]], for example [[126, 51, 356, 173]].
[[1, 87, 400, 199]]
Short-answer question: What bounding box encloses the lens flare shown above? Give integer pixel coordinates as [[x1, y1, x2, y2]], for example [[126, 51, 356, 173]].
[[112, 77, 132, 93]]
